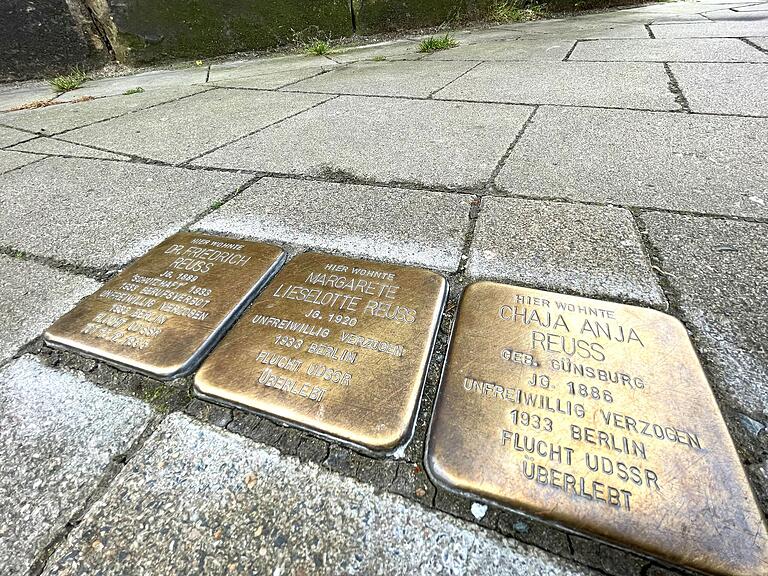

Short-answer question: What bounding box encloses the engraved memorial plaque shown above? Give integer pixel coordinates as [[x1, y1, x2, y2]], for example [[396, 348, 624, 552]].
[[426, 282, 768, 576], [45, 232, 284, 379], [194, 252, 447, 455]]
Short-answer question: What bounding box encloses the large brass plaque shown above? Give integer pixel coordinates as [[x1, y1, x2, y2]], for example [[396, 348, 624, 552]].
[[45, 232, 284, 379], [426, 282, 768, 576], [194, 252, 447, 455]]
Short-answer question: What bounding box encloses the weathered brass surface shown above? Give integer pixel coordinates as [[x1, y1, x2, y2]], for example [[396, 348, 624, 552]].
[[195, 252, 447, 455], [426, 282, 768, 576], [45, 232, 284, 379]]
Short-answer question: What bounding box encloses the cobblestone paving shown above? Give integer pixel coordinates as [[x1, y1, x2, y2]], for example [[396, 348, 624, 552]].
[[0, 1, 766, 575]]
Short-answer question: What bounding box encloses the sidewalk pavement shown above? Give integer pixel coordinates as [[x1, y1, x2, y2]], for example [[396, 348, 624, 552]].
[[0, 1, 766, 575]]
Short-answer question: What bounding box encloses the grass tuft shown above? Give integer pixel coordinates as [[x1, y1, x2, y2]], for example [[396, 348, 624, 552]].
[[48, 67, 88, 93], [370, 55, 387, 62], [305, 40, 332, 56], [488, 1, 543, 22], [418, 34, 459, 53], [123, 87, 145, 95]]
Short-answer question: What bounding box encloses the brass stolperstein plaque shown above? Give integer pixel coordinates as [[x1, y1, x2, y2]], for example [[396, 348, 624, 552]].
[[426, 282, 768, 576], [195, 252, 447, 455], [45, 232, 285, 379]]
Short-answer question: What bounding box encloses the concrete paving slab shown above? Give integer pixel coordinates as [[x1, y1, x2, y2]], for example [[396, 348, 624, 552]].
[[501, 22, 650, 39], [0, 355, 152, 576], [0, 124, 33, 147], [651, 20, 768, 37], [0, 157, 250, 268], [734, 3, 768, 11], [60, 89, 331, 164], [0, 86, 207, 135], [569, 37, 768, 61], [209, 67, 332, 90], [425, 37, 574, 61], [194, 96, 532, 189], [651, 14, 711, 23], [670, 62, 768, 115], [330, 40, 423, 63], [467, 197, 664, 306], [748, 36, 768, 49], [0, 82, 59, 112], [702, 9, 768, 20], [0, 256, 100, 362], [193, 177, 472, 271], [434, 61, 676, 110], [0, 150, 39, 174], [9, 137, 134, 160], [207, 54, 340, 82], [496, 106, 768, 218], [641, 213, 768, 419], [284, 60, 477, 98], [43, 413, 598, 576], [61, 68, 208, 99]]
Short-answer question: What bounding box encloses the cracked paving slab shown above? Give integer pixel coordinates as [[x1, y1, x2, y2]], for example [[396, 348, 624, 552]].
[[0, 255, 100, 362], [433, 61, 676, 110], [569, 37, 768, 62], [193, 177, 472, 272], [193, 96, 533, 189], [58, 89, 331, 164], [641, 213, 768, 420], [0, 157, 251, 268], [669, 63, 768, 115], [496, 106, 768, 218], [467, 197, 665, 307], [283, 60, 477, 98], [42, 413, 598, 576], [0, 355, 153, 576], [0, 86, 207, 135]]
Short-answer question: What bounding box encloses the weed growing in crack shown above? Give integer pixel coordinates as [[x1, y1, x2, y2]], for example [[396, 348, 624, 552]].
[[123, 87, 145, 95], [418, 34, 459, 53], [48, 67, 88, 93], [488, 1, 543, 23], [305, 40, 333, 56], [370, 55, 387, 62]]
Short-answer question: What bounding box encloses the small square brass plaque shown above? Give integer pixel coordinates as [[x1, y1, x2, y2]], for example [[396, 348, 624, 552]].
[[194, 252, 447, 455], [45, 232, 284, 379], [426, 282, 768, 576]]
